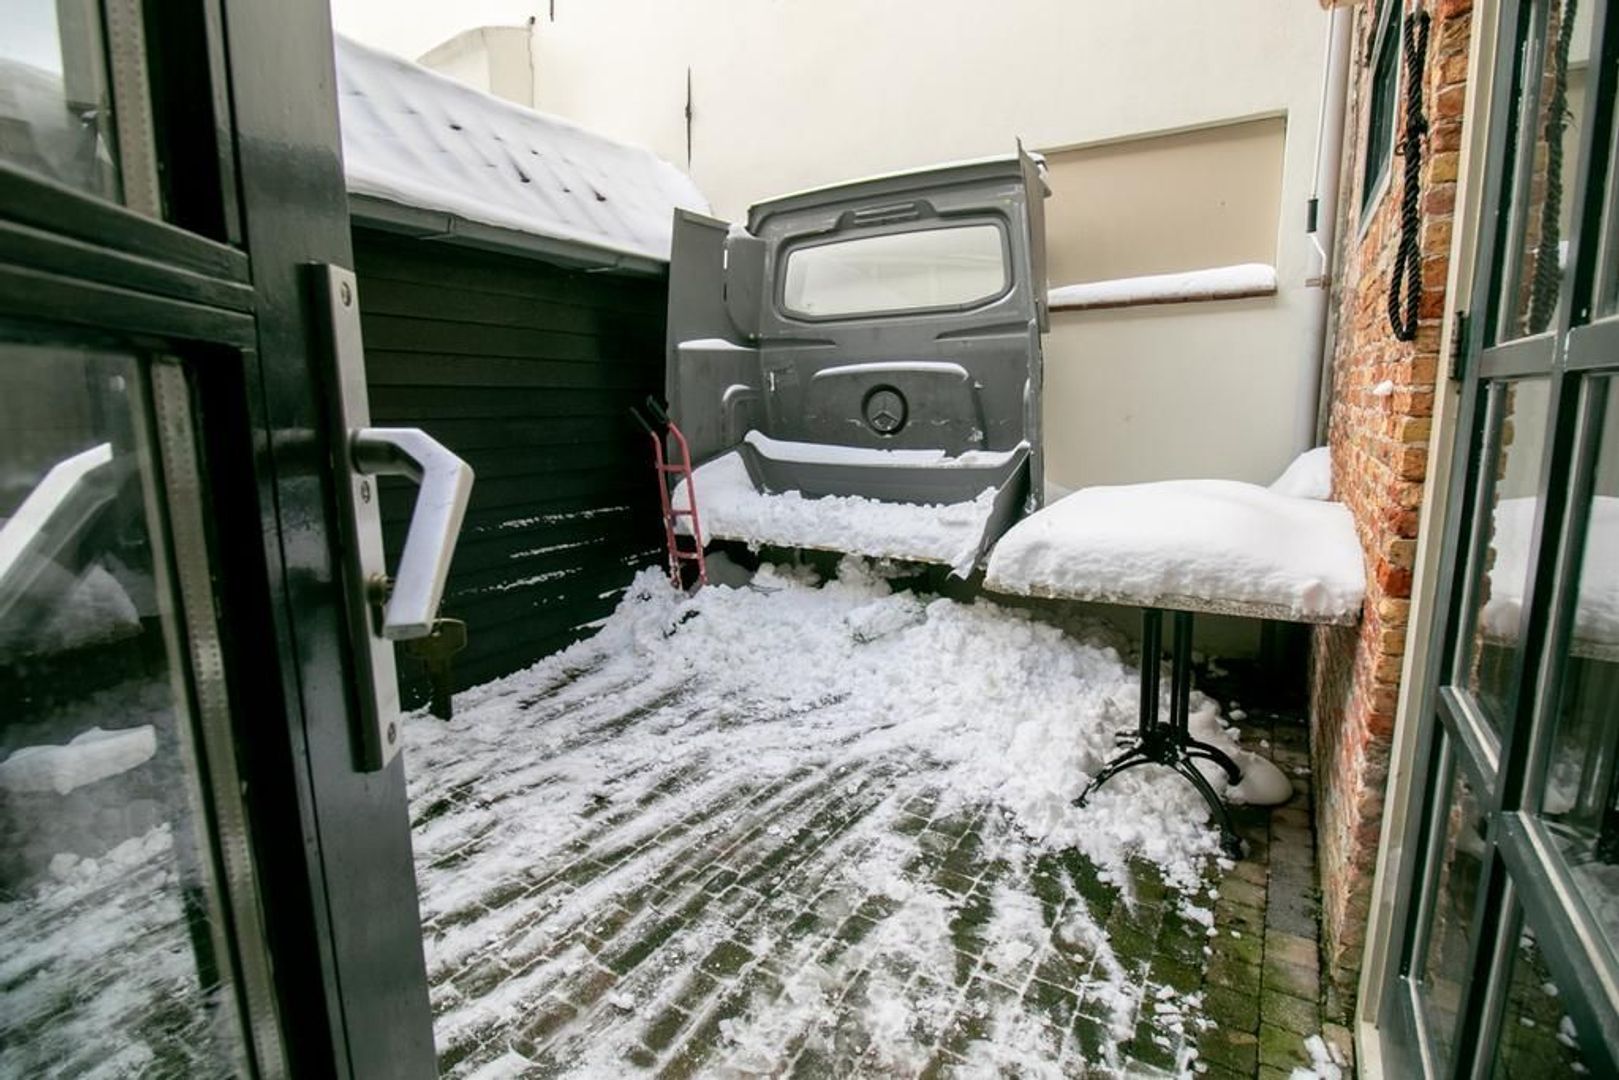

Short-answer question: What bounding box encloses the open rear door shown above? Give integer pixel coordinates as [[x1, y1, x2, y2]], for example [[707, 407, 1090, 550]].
[[665, 148, 1048, 573]]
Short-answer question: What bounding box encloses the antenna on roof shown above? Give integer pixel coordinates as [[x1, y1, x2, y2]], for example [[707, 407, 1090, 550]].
[[684, 68, 694, 168]]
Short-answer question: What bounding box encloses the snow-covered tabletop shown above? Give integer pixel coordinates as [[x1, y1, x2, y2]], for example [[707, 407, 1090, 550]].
[[984, 478, 1366, 625]]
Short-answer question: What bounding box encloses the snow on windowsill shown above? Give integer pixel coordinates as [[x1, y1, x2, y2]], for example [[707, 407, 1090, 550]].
[[1048, 263, 1278, 312]]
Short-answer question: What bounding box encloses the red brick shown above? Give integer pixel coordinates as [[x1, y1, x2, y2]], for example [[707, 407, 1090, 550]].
[[1312, 0, 1471, 1005]]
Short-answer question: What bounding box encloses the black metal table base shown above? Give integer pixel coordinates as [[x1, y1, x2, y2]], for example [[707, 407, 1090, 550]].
[[1075, 608, 1246, 858]]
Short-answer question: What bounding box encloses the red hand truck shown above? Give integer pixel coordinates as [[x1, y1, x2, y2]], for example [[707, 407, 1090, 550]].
[[632, 396, 708, 589]]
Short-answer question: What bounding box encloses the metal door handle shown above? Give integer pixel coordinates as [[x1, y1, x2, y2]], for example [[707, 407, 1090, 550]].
[[350, 428, 473, 640], [313, 262, 476, 770]]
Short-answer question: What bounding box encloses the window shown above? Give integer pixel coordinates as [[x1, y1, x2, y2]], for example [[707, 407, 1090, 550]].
[[1362, 0, 1402, 222], [1039, 116, 1285, 288], [780, 224, 1008, 318], [1, 0, 122, 201]]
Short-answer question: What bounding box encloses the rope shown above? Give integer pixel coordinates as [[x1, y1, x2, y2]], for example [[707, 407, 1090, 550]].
[[1527, 0, 1580, 334], [1388, 8, 1431, 343]]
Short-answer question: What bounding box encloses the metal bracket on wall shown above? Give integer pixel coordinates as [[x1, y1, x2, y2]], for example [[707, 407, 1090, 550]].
[[1449, 310, 1470, 381], [312, 263, 474, 770]]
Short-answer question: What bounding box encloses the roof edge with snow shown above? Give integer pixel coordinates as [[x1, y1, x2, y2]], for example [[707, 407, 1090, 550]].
[[335, 35, 708, 271]]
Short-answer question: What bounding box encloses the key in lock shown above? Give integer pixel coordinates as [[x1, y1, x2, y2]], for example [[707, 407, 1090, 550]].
[[403, 617, 467, 720]]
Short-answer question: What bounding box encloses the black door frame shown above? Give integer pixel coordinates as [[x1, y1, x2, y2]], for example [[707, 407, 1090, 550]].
[[0, 1, 435, 1074], [1378, 0, 1619, 1074]]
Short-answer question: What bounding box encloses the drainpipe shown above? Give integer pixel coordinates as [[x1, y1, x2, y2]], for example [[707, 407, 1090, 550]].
[[1303, 4, 1354, 449]]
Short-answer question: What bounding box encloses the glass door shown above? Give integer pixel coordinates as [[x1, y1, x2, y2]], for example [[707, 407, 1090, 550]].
[[1381, 0, 1619, 1074], [2, 1, 442, 1075]]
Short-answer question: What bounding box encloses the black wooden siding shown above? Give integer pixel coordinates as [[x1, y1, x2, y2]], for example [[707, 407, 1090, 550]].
[[354, 229, 667, 701]]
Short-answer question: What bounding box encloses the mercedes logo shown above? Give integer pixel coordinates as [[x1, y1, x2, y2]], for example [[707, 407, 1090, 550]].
[[862, 386, 908, 435]]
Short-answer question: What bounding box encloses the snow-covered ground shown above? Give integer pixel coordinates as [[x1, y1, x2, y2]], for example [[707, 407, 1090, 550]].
[[406, 557, 1303, 1076]]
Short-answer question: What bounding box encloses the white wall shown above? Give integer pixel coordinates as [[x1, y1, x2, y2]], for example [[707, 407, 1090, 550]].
[[423, 0, 1332, 489], [417, 26, 534, 108]]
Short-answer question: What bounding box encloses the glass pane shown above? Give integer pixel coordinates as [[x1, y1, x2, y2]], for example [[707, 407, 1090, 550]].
[[782, 224, 1009, 317], [1596, 86, 1619, 316], [1540, 377, 1619, 967], [1361, 1, 1400, 217], [1, 0, 121, 200], [0, 343, 245, 1074], [1461, 378, 1552, 726], [1490, 911, 1593, 1078], [1495, 0, 1595, 341], [1416, 739, 1488, 1067]]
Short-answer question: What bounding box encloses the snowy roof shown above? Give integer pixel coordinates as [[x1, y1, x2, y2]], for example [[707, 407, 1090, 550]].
[[334, 36, 708, 267]]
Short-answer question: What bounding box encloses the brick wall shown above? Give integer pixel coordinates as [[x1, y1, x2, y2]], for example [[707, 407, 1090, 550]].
[[1310, 0, 1471, 1003]]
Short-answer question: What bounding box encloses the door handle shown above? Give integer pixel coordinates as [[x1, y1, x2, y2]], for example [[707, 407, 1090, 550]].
[[350, 428, 472, 640], [313, 263, 475, 770]]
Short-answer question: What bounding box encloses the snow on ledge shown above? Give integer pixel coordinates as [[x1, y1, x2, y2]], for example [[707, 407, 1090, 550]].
[[1048, 263, 1278, 312], [674, 451, 996, 575], [743, 431, 1023, 470]]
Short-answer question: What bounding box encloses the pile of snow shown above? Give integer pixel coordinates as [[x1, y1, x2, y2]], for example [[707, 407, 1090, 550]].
[[1484, 496, 1619, 649], [1048, 263, 1277, 310], [1270, 446, 1333, 501], [673, 452, 997, 575], [335, 37, 707, 262], [435, 559, 1283, 891], [0, 724, 156, 796], [985, 480, 1366, 622]]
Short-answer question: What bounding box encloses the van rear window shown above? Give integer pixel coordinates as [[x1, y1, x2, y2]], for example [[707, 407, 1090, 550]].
[[781, 224, 1008, 318]]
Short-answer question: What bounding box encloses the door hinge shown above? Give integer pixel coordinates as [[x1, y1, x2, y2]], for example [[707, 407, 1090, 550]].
[[1448, 310, 1469, 381]]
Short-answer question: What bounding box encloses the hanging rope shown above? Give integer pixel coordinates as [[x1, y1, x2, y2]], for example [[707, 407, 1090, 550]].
[[1526, 0, 1580, 334], [1388, 8, 1431, 342]]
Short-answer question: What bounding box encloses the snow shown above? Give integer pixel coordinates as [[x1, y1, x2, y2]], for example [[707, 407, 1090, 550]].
[[810, 361, 970, 381], [33, 563, 140, 653], [673, 451, 999, 575], [677, 337, 753, 352], [0, 824, 232, 1076], [335, 36, 707, 263], [1048, 263, 1277, 310], [409, 557, 1288, 1072], [0, 725, 156, 796], [984, 480, 1367, 622], [1288, 1033, 1347, 1079], [1484, 496, 1619, 650], [1270, 446, 1333, 501], [743, 430, 1022, 469], [1370, 379, 1395, 397], [424, 557, 1278, 897], [0, 441, 112, 582]]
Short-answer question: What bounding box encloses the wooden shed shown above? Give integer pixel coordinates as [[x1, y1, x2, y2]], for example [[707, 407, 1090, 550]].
[[335, 37, 708, 701]]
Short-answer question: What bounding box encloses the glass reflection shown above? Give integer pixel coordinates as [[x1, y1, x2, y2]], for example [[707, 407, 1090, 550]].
[[1497, 0, 1592, 340], [0, 344, 244, 1074], [1, 0, 121, 199], [1418, 741, 1488, 1068], [1542, 378, 1619, 967], [1464, 379, 1551, 726], [1492, 913, 1592, 1077]]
